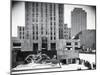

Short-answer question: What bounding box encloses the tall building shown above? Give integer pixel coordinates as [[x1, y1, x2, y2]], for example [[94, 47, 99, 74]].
[[23, 2, 64, 51], [63, 24, 71, 39], [74, 30, 96, 50], [71, 8, 87, 38]]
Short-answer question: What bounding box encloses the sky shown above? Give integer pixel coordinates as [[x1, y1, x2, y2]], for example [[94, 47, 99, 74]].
[[12, 2, 25, 37], [12, 1, 96, 37], [64, 4, 96, 28]]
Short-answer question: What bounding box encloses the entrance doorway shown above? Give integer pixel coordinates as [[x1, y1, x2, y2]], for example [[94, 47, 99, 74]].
[[51, 43, 56, 50], [42, 43, 47, 51], [60, 59, 66, 64], [42, 37, 48, 51], [33, 43, 38, 53]]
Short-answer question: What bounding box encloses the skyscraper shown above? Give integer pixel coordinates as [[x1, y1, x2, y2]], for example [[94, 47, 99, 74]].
[[22, 2, 64, 51], [71, 8, 87, 38]]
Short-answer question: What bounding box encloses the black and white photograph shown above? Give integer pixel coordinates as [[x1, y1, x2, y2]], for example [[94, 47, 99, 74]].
[[11, 0, 96, 74]]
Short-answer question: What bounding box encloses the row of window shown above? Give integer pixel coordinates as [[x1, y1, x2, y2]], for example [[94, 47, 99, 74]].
[[33, 42, 56, 50], [32, 25, 56, 34], [19, 36, 24, 39], [31, 16, 57, 22], [19, 31, 56, 40], [23, 34, 56, 40], [32, 23, 56, 27], [65, 47, 79, 51], [19, 27, 24, 31], [26, 3, 58, 14], [19, 32, 24, 39], [32, 36, 56, 40], [66, 42, 78, 46], [51, 36, 56, 40], [32, 31, 56, 36], [19, 27, 25, 39], [31, 4, 56, 21], [33, 36, 38, 40], [13, 42, 21, 46], [19, 32, 24, 35]]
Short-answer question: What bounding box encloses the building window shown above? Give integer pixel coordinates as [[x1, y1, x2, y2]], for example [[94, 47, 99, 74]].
[[33, 36, 34, 40], [33, 43, 38, 51], [19, 27, 21, 31], [51, 43, 56, 50], [72, 58, 76, 64], [50, 17, 52, 20], [54, 17, 56, 21], [50, 7, 52, 16], [46, 31, 48, 35], [33, 31, 34, 34], [75, 47, 79, 50], [13, 42, 21, 46], [51, 22, 52, 25], [27, 32, 29, 39], [32, 3, 34, 7], [51, 32, 52, 35], [36, 3, 38, 7], [51, 27, 52, 31], [54, 32, 56, 35], [33, 25, 34, 30], [67, 47, 71, 50], [51, 37, 52, 40], [36, 32, 38, 35], [41, 3, 43, 7], [75, 42, 78, 45], [54, 22, 56, 26], [23, 32, 24, 35], [41, 3, 43, 18], [54, 4, 56, 15], [36, 36, 38, 40], [20, 32, 21, 35], [68, 59, 71, 64], [20, 36, 21, 39], [54, 37, 56, 40], [23, 27, 24, 31], [45, 4, 48, 17], [23, 36, 24, 39], [66, 42, 71, 45]]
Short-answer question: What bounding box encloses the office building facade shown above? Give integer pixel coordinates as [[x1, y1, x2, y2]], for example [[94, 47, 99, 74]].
[[71, 8, 87, 38], [57, 39, 80, 64], [22, 2, 64, 51]]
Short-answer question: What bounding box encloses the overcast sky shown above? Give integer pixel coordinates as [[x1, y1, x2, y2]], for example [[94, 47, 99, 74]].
[[12, 1, 96, 37], [64, 4, 96, 28], [12, 2, 25, 37]]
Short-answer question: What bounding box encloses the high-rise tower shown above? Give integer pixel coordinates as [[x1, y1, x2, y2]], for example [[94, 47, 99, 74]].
[[71, 8, 87, 38], [23, 2, 64, 51]]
